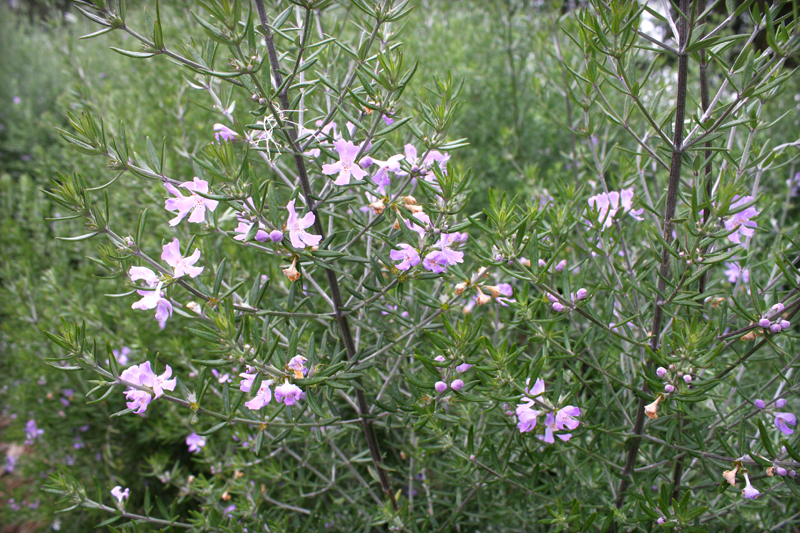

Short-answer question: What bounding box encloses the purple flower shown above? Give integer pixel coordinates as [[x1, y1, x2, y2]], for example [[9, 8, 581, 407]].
[[725, 196, 759, 244], [656, 367, 667, 378], [164, 178, 219, 226], [516, 398, 540, 433], [211, 369, 231, 383], [665, 384, 675, 393], [25, 420, 44, 444], [138, 362, 177, 398], [754, 399, 765, 409], [587, 192, 619, 230], [576, 288, 588, 301], [724, 262, 749, 284], [437, 234, 465, 266], [245, 380, 273, 410], [435, 381, 447, 393], [274, 382, 304, 406], [213, 123, 238, 142], [12, 96, 21, 105], [124, 389, 151, 414], [742, 474, 760, 499], [111, 486, 130, 504], [322, 139, 368, 185], [371, 154, 404, 194], [113, 346, 131, 366], [456, 363, 472, 373], [775, 412, 796, 435], [286, 199, 322, 249], [162, 238, 204, 278], [131, 283, 173, 323], [555, 406, 581, 432], [776, 398, 787, 408], [269, 229, 284, 242], [238, 372, 257, 393], [555, 260, 567, 272], [620, 188, 644, 220], [186, 433, 206, 453], [450, 379, 464, 391], [759, 318, 771, 329], [390, 244, 420, 271], [287, 355, 308, 378], [422, 251, 449, 273]]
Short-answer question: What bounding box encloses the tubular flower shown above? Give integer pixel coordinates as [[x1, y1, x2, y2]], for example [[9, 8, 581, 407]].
[[742, 473, 760, 499], [283, 257, 301, 282], [285, 199, 322, 249], [164, 177, 219, 226]]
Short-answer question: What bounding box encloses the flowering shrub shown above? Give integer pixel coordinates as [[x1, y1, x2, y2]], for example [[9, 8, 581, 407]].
[[4, 0, 800, 530]]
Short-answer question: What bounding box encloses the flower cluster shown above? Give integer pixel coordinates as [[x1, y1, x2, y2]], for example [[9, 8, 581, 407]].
[[119, 362, 176, 414], [655, 364, 694, 394], [586, 187, 643, 230], [754, 397, 796, 435], [515, 378, 581, 443], [756, 303, 791, 335]]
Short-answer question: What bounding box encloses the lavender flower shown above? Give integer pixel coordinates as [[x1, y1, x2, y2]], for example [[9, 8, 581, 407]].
[[422, 251, 449, 273], [213, 123, 238, 142], [723, 262, 749, 284], [724, 196, 759, 244], [741, 474, 759, 499], [775, 412, 796, 435], [274, 382, 304, 406], [322, 139, 368, 185], [186, 433, 206, 453], [111, 486, 130, 504], [285, 199, 322, 249], [162, 239, 204, 278], [25, 419, 44, 444], [390, 244, 421, 271], [245, 380, 273, 410], [164, 178, 219, 226]]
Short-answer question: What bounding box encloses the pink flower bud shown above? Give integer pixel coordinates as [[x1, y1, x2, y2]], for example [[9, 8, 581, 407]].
[[776, 398, 787, 408], [777, 467, 788, 476], [434, 381, 447, 393], [683, 375, 692, 384], [456, 363, 472, 373], [772, 303, 785, 314], [665, 384, 675, 393], [656, 367, 667, 378], [759, 318, 771, 328], [555, 260, 567, 272], [770, 324, 782, 333], [269, 230, 284, 242], [780, 320, 790, 330], [576, 288, 587, 300], [434, 355, 446, 363], [359, 156, 373, 168], [754, 399, 765, 409], [552, 302, 564, 313], [657, 518, 665, 525], [450, 379, 464, 391], [538, 259, 546, 268]]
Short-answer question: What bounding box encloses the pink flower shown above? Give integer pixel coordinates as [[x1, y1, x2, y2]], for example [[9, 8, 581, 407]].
[[131, 282, 173, 322], [164, 178, 219, 226], [516, 399, 540, 433], [213, 123, 238, 142], [238, 372, 257, 393], [245, 380, 273, 410], [620, 188, 644, 220], [274, 382, 304, 406], [211, 369, 230, 383], [587, 192, 619, 230], [725, 196, 759, 244], [186, 433, 206, 453], [390, 244, 420, 271], [233, 219, 269, 242], [111, 486, 129, 504], [371, 154, 404, 194], [287, 355, 308, 378], [112, 347, 131, 366], [555, 406, 581, 431], [161, 238, 204, 278], [129, 266, 159, 287], [124, 389, 152, 414], [285, 199, 322, 249], [775, 412, 797, 435], [25, 420, 44, 444], [405, 212, 431, 239], [422, 251, 449, 273], [137, 361, 177, 398], [723, 262, 749, 283], [456, 363, 472, 373], [322, 139, 368, 185], [437, 234, 464, 266], [435, 381, 447, 393]]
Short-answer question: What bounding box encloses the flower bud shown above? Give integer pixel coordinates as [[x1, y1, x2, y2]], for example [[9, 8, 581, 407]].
[[450, 379, 464, 391], [683, 375, 692, 384], [777, 466, 788, 476], [576, 288, 587, 300], [780, 320, 791, 330], [186, 301, 201, 314], [772, 303, 785, 314], [656, 367, 667, 378], [754, 399, 765, 409], [776, 398, 787, 408], [552, 302, 564, 313], [657, 518, 665, 525], [770, 324, 782, 333], [519, 258, 531, 267], [665, 384, 675, 393], [269, 230, 283, 243], [359, 156, 373, 168], [555, 259, 567, 272], [454, 282, 468, 295], [456, 363, 472, 373], [759, 318, 771, 329], [434, 381, 447, 393], [538, 259, 546, 268]]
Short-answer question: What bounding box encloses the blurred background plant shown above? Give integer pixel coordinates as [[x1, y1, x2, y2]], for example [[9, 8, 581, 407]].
[[3, 0, 800, 531]]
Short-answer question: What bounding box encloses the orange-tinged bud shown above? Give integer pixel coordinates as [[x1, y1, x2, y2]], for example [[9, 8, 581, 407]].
[[283, 257, 300, 282], [644, 395, 663, 420]]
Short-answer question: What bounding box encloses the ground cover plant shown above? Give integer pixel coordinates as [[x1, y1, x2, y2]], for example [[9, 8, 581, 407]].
[[4, 0, 800, 531]]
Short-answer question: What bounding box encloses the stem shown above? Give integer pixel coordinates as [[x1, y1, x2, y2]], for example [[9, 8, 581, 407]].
[[614, 0, 691, 513], [253, 0, 398, 511]]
